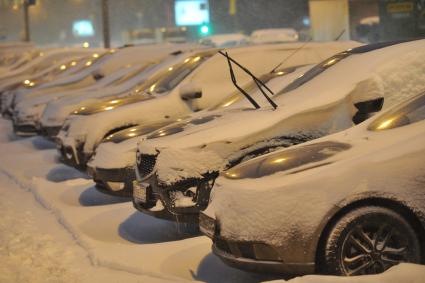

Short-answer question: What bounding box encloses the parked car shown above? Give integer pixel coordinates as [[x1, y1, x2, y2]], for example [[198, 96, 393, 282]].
[[132, 39, 425, 224], [0, 48, 93, 93], [250, 28, 299, 44], [38, 48, 199, 137], [199, 33, 249, 48], [200, 90, 425, 276], [10, 44, 199, 135], [57, 42, 357, 172], [87, 64, 311, 197]]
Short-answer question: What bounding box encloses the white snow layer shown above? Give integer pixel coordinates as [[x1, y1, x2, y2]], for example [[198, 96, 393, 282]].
[[60, 42, 359, 156], [141, 40, 425, 185]]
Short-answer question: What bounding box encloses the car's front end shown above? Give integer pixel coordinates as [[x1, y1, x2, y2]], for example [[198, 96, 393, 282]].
[[200, 91, 425, 275], [86, 121, 174, 197], [198, 140, 357, 275], [12, 102, 45, 136]]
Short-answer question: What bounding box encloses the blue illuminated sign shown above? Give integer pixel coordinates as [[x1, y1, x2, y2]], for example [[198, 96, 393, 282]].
[[175, 0, 210, 26], [72, 20, 95, 37]]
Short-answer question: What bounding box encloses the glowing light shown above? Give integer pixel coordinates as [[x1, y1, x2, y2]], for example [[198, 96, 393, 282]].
[[85, 60, 92, 66], [193, 56, 201, 62], [184, 58, 191, 63], [109, 49, 116, 53], [376, 118, 395, 130], [149, 84, 156, 92], [200, 25, 209, 35], [104, 106, 114, 111], [176, 118, 183, 122], [168, 67, 174, 71], [159, 132, 166, 136], [128, 133, 136, 137], [226, 173, 238, 178], [92, 53, 99, 58], [29, 82, 35, 87], [24, 80, 31, 85], [83, 42, 90, 48], [109, 100, 120, 104], [70, 61, 77, 66], [276, 71, 285, 76], [130, 128, 137, 132], [272, 157, 287, 164], [323, 58, 337, 67], [60, 65, 67, 70]]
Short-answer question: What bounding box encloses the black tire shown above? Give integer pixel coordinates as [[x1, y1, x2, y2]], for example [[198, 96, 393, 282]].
[[321, 206, 421, 276]]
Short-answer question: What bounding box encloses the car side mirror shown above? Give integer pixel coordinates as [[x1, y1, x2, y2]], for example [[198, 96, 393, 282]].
[[179, 83, 202, 101], [353, 97, 384, 124]]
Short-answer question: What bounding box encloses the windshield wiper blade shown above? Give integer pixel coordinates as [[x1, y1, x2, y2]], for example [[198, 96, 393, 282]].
[[219, 51, 277, 110], [222, 51, 260, 109]]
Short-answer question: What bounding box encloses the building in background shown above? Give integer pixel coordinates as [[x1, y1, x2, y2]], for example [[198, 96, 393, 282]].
[[309, 0, 425, 42], [0, 0, 423, 47]]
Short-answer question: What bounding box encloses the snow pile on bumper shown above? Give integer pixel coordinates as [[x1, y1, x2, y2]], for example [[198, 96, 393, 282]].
[[156, 148, 227, 185]]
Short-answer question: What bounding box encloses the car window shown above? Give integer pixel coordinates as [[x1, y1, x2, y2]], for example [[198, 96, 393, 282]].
[[208, 65, 302, 110], [131, 54, 212, 95], [108, 63, 154, 87], [276, 51, 351, 95], [368, 93, 425, 131]]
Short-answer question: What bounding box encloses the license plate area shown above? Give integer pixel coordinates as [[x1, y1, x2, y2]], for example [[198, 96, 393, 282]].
[[133, 181, 149, 203]]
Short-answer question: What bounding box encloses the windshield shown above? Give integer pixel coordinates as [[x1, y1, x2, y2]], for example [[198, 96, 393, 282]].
[[106, 63, 155, 87], [277, 51, 351, 95], [209, 65, 305, 110], [368, 92, 425, 131], [131, 52, 214, 95]]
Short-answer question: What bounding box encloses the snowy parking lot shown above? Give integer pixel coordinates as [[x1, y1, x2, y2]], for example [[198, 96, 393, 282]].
[[1, 117, 425, 283]]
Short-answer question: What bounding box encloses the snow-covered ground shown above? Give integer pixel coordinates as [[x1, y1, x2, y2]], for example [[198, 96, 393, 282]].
[[0, 117, 424, 283]]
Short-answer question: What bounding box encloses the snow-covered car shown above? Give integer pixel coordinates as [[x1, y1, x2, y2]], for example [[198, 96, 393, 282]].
[[0, 50, 104, 115], [132, 39, 425, 223], [199, 33, 249, 48], [11, 44, 198, 135], [87, 64, 312, 197], [38, 49, 200, 137], [57, 42, 357, 170], [0, 48, 93, 94], [250, 28, 299, 44], [199, 90, 425, 276]]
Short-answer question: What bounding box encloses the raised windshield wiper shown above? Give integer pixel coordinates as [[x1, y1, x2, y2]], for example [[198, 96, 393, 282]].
[[219, 50, 277, 110]]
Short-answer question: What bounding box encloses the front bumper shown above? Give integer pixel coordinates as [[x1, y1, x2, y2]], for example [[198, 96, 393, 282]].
[[199, 213, 315, 275], [133, 173, 217, 223], [132, 177, 200, 223], [57, 140, 90, 171], [88, 165, 135, 197], [38, 125, 62, 138], [13, 121, 38, 136]]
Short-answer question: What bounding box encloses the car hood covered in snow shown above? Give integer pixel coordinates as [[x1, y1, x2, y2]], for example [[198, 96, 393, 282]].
[[137, 39, 425, 185], [203, 95, 425, 256], [59, 42, 359, 157]]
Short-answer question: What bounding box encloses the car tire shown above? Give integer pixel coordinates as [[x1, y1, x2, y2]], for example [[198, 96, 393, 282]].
[[322, 206, 421, 276]]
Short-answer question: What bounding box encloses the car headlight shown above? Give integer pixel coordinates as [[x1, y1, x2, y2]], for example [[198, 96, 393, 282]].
[[225, 141, 351, 179]]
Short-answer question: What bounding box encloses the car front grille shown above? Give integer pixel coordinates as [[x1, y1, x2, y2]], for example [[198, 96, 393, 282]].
[[137, 153, 158, 178]]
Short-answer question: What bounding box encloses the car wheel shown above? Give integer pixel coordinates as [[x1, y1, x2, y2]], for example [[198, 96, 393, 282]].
[[322, 206, 421, 276]]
